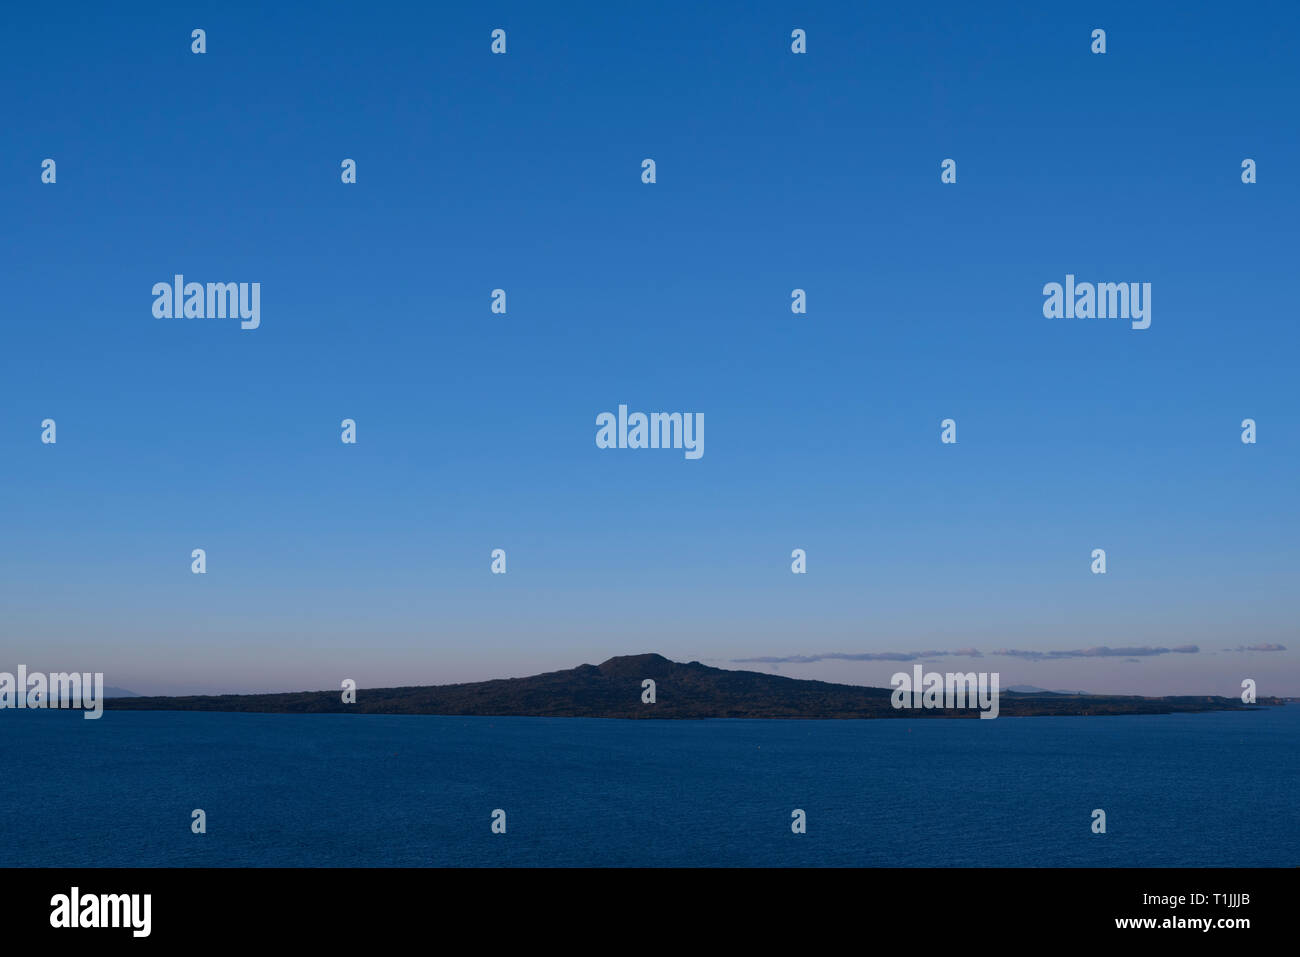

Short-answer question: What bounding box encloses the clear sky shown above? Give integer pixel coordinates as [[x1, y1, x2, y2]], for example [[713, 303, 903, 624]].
[[1, 1, 1296, 697]]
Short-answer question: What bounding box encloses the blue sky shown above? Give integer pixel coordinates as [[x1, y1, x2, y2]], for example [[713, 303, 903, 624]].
[[1, 1, 1297, 696]]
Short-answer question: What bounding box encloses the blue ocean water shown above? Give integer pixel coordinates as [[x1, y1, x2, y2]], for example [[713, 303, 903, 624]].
[[2, 706, 1295, 866]]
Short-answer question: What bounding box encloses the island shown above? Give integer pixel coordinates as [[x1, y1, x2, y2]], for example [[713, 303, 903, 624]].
[[103, 654, 1285, 719]]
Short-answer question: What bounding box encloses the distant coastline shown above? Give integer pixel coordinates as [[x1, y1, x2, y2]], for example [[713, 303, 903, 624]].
[[103, 654, 1285, 719]]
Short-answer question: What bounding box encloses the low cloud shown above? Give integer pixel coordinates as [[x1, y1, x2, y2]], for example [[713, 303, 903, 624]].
[[1231, 643, 1287, 652], [992, 646, 1198, 660], [736, 645, 1200, 665]]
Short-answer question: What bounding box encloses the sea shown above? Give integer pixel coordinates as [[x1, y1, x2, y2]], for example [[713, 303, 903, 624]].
[[3, 705, 1296, 867]]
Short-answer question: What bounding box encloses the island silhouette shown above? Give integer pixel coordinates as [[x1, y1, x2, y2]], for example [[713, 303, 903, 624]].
[[103, 654, 1282, 718]]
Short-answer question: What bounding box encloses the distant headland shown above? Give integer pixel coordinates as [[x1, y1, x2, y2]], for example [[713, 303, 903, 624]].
[[103, 654, 1284, 719]]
